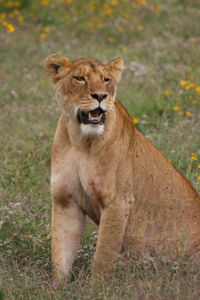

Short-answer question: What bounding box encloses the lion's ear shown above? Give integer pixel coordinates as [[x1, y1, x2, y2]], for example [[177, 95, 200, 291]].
[[45, 54, 72, 83], [106, 58, 124, 83]]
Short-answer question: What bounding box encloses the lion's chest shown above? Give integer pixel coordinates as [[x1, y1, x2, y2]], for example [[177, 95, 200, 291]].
[[78, 156, 109, 223], [78, 157, 107, 207], [52, 149, 108, 222]]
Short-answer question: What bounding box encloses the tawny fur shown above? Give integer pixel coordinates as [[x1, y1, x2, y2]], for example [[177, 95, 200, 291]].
[[45, 54, 200, 282]]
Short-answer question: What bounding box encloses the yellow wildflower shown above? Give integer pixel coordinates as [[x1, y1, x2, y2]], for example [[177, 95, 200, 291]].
[[14, 1, 21, 7], [43, 27, 51, 33], [108, 36, 114, 42], [104, 8, 113, 15], [195, 87, 200, 92], [197, 176, 200, 181], [136, 0, 147, 5], [103, 4, 113, 15], [188, 83, 196, 88], [7, 24, 15, 32], [189, 38, 197, 43], [197, 165, 200, 169], [184, 85, 191, 91], [192, 153, 198, 156], [39, 80, 46, 85], [86, 22, 94, 29], [1, 20, 8, 27], [185, 111, 192, 117], [172, 106, 180, 111], [191, 156, 197, 161], [39, 33, 47, 40], [191, 153, 198, 161], [41, 0, 49, 5], [192, 100, 198, 104], [66, 0, 73, 4], [133, 118, 139, 124], [180, 80, 189, 86], [111, 0, 118, 5], [164, 90, 174, 96], [103, 3, 109, 9], [18, 15, 23, 25]]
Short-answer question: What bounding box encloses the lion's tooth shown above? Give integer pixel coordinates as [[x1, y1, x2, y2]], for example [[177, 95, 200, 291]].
[[97, 113, 102, 120], [88, 112, 93, 120]]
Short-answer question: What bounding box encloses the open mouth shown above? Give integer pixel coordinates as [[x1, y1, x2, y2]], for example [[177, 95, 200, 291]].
[[77, 107, 105, 125]]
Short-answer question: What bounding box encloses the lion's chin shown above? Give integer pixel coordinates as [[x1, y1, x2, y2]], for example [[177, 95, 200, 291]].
[[80, 123, 104, 136]]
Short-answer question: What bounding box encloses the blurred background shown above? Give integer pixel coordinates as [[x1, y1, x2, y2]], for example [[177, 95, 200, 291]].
[[0, 0, 200, 298]]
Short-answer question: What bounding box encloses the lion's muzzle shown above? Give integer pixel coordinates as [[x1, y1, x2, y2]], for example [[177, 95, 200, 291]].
[[77, 107, 105, 125]]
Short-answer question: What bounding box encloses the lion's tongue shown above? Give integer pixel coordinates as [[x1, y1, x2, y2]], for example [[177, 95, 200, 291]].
[[88, 108, 102, 121]]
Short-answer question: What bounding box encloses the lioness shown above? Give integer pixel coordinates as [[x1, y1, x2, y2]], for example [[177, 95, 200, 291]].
[[45, 54, 200, 282]]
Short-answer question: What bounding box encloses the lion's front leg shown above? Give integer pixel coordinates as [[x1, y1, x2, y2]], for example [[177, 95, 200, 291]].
[[51, 199, 85, 283], [92, 202, 128, 275]]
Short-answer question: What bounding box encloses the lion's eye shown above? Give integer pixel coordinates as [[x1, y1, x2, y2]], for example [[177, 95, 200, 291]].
[[104, 78, 110, 83], [74, 76, 85, 81]]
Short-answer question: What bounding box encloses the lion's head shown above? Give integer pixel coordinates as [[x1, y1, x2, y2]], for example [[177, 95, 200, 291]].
[[45, 54, 124, 135]]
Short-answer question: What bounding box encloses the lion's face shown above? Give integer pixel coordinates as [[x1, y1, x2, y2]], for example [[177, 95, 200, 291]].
[[45, 54, 124, 135]]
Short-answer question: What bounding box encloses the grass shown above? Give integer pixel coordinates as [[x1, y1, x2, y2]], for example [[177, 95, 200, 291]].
[[0, 0, 200, 299]]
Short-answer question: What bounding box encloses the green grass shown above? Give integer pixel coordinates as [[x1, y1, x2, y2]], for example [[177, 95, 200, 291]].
[[0, 0, 200, 299]]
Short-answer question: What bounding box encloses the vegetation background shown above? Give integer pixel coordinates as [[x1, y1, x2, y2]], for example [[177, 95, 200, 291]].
[[0, 0, 200, 299]]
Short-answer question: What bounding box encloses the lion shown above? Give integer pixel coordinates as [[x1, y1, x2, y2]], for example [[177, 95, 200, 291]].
[[45, 54, 200, 282]]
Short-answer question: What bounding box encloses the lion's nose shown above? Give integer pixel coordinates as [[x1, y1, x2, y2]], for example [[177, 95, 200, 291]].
[[90, 93, 108, 102]]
